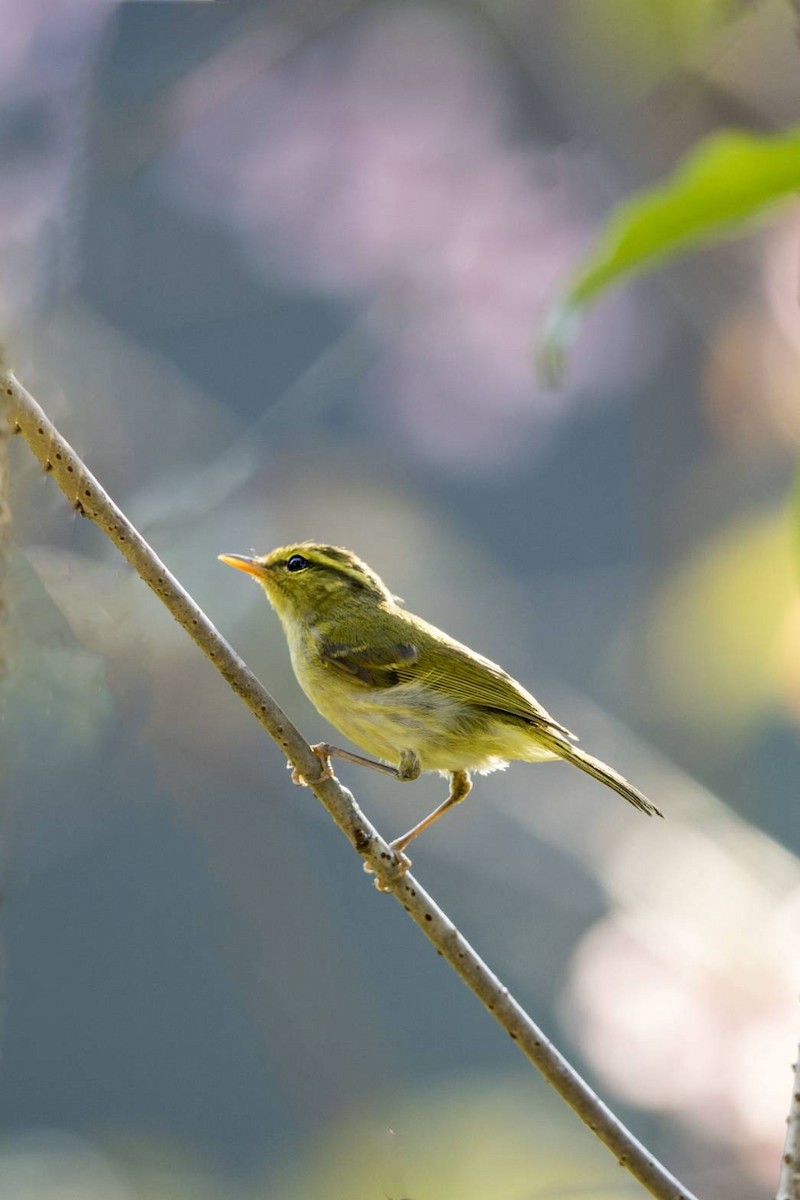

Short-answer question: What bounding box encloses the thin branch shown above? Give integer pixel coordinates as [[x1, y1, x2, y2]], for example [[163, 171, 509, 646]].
[[0, 362, 698, 1200], [0, 398, 9, 682], [778, 1044, 800, 1200], [0, 366, 10, 1052]]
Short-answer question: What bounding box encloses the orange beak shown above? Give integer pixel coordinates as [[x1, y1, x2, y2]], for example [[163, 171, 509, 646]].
[[218, 553, 267, 579]]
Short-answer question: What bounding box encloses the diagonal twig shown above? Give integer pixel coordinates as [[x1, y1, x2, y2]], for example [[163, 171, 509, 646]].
[[0, 362, 699, 1200], [777, 1043, 800, 1200]]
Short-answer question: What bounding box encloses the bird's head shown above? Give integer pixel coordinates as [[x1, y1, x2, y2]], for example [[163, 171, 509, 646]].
[[219, 542, 394, 622]]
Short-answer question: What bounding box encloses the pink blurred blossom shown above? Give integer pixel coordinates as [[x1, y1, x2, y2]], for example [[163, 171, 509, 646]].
[[568, 825, 800, 1185], [763, 208, 800, 351], [161, 6, 658, 470]]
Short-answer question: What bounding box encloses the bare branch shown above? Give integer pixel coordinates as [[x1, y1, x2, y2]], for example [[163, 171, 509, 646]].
[[0, 363, 699, 1200], [778, 1044, 800, 1200], [0, 393, 9, 683], [0, 361, 11, 1054]]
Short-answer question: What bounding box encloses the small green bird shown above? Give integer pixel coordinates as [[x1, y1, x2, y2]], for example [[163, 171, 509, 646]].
[[220, 543, 661, 863]]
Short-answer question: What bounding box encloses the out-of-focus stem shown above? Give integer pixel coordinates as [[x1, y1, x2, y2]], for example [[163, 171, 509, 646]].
[[777, 1044, 800, 1200], [0, 396, 9, 682]]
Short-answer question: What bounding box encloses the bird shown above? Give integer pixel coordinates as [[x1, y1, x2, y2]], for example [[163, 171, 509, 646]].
[[219, 542, 662, 866]]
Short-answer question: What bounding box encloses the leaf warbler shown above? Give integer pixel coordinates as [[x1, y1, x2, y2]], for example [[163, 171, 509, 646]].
[[220, 543, 661, 863]]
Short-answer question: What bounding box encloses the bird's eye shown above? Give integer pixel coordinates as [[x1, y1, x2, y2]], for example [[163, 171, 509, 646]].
[[286, 554, 310, 573]]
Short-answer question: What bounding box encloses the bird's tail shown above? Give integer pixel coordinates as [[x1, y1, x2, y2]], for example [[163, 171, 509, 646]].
[[542, 734, 663, 817]]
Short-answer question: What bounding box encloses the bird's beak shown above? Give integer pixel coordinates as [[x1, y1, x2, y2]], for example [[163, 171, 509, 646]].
[[218, 553, 267, 579]]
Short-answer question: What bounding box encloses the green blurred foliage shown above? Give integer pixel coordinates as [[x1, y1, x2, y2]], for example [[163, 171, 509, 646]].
[[541, 126, 800, 381], [643, 506, 794, 736], [261, 1079, 630, 1200], [565, 0, 747, 95]]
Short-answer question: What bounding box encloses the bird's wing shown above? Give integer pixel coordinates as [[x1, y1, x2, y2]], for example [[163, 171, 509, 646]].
[[320, 613, 575, 741], [418, 639, 576, 741], [318, 637, 419, 689]]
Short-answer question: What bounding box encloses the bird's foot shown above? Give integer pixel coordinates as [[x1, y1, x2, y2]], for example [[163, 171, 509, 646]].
[[289, 743, 335, 786], [364, 842, 413, 892], [396, 748, 422, 782]]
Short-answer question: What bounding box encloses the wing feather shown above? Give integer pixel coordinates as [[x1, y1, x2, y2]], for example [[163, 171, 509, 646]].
[[318, 612, 575, 741], [319, 639, 418, 688], [414, 644, 575, 740]]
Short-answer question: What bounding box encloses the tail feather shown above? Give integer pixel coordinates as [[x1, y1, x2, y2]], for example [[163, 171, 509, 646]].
[[543, 734, 663, 817]]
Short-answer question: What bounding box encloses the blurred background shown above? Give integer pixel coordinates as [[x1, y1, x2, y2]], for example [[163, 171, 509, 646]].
[[2, 1, 800, 1197]]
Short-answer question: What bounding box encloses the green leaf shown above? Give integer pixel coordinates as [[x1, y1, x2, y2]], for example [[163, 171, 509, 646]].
[[539, 126, 800, 385]]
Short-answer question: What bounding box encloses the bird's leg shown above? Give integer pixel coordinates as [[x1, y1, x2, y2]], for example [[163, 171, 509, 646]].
[[390, 769, 473, 855], [290, 743, 418, 786]]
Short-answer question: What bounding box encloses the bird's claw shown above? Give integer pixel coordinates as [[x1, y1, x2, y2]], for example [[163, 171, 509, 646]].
[[364, 843, 413, 891], [289, 743, 334, 786]]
